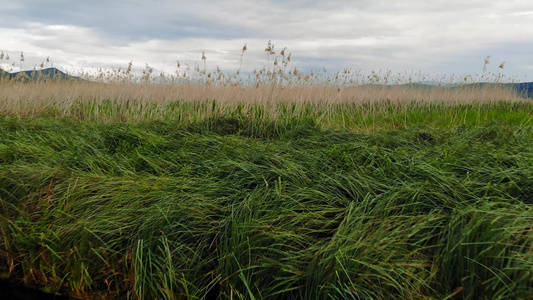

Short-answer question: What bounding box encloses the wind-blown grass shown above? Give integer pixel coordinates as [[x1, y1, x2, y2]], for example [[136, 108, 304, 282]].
[[1, 46, 532, 298], [1, 106, 532, 299]]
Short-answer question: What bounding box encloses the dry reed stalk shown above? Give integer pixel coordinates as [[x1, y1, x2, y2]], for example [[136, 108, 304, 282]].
[[0, 78, 524, 121]]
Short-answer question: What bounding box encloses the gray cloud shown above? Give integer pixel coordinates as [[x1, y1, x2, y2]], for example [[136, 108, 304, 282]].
[[1, 0, 532, 81]]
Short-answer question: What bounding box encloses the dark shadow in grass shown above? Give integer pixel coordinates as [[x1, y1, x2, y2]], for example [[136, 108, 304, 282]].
[[0, 279, 69, 300], [184, 115, 321, 140]]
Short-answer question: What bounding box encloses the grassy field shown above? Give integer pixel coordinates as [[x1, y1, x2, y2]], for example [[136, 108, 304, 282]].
[[1, 52, 533, 299], [1, 98, 533, 299]]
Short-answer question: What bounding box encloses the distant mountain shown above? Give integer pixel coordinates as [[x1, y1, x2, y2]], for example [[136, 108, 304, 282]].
[[406, 82, 533, 99], [0, 67, 82, 81], [463, 82, 533, 99], [364, 82, 533, 98], [515, 82, 533, 98]]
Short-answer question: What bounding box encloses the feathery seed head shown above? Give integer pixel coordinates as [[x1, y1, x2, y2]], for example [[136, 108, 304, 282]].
[[265, 40, 272, 53]]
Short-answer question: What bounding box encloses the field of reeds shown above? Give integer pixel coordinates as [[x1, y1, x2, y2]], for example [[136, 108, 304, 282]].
[[1, 47, 533, 299]]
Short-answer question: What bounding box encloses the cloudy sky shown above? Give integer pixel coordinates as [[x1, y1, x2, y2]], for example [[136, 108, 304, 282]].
[[1, 0, 532, 82]]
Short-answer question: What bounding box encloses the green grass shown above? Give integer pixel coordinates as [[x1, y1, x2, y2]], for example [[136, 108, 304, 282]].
[[1, 101, 533, 299]]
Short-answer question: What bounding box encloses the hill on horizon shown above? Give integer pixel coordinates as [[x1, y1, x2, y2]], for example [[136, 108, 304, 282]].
[[16, 67, 81, 81], [360, 82, 533, 99], [0, 67, 81, 81]]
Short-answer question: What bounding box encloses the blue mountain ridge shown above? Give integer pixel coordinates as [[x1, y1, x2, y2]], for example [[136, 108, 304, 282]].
[[0, 67, 80, 81], [516, 82, 533, 98], [398, 82, 533, 98]]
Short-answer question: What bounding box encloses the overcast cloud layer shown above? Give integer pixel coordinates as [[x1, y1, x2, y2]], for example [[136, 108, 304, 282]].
[[1, 0, 532, 82]]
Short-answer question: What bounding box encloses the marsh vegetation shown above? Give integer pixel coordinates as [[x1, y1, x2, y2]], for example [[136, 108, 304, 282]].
[[0, 45, 532, 299]]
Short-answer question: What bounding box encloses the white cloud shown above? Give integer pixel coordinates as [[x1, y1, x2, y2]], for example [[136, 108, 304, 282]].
[[1, 0, 532, 81]]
